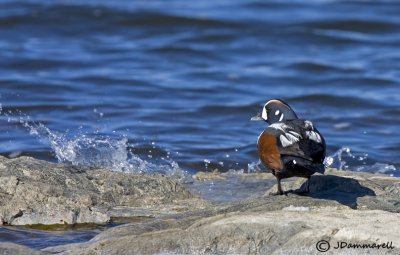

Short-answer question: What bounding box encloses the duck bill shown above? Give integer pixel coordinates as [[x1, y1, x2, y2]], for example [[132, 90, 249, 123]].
[[250, 112, 264, 121]]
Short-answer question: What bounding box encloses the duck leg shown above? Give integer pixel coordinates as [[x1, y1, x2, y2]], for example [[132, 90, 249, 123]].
[[271, 177, 284, 196]]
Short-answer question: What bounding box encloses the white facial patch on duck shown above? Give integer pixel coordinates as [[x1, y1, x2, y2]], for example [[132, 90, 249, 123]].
[[293, 160, 297, 164], [275, 110, 280, 115], [279, 113, 284, 122], [306, 130, 322, 143], [262, 107, 268, 120]]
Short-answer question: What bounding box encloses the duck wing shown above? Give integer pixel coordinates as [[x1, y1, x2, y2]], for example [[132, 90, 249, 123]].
[[259, 119, 326, 165]]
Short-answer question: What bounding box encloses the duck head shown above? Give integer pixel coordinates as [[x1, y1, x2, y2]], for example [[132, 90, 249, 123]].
[[251, 99, 298, 124]]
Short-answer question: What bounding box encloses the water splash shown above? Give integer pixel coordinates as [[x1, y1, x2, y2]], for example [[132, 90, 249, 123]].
[[324, 147, 355, 170], [247, 160, 264, 173], [2, 110, 182, 175], [325, 146, 396, 175]]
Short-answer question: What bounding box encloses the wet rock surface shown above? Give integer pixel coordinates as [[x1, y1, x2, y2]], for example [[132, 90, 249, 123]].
[[0, 156, 207, 226], [0, 156, 399, 254]]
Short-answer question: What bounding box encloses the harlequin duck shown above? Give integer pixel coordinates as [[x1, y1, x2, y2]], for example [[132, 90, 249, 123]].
[[251, 99, 326, 195]]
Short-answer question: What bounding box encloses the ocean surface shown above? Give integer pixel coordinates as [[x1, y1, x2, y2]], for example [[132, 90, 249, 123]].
[[0, 0, 400, 249]]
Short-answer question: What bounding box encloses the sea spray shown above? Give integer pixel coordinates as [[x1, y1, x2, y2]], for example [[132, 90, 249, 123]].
[[1, 109, 183, 175], [324, 147, 354, 170], [247, 160, 264, 173], [325, 147, 396, 175]]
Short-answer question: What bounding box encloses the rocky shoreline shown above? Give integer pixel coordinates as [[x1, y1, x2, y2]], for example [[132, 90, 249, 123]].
[[0, 156, 208, 226], [1, 156, 399, 254]]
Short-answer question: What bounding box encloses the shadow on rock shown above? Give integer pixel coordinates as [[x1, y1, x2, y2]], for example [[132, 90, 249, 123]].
[[297, 175, 376, 208]]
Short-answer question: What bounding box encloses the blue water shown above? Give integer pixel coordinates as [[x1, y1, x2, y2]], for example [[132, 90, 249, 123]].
[[1, 0, 400, 250], [0, 0, 400, 176], [1, 0, 400, 176], [0, 225, 108, 250]]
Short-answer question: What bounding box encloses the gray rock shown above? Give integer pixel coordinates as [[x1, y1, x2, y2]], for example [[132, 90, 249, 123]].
[[0, 156, 206, 226], [0, 243, 42, 255], [43, 168, 400, 255], [1, 155, 399, 255], [45, 208, 400, 255]]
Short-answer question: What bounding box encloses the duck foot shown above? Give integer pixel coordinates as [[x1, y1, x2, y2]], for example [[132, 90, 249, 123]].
[[269, 190, 288, 196], [269, 178, 287, 196]]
